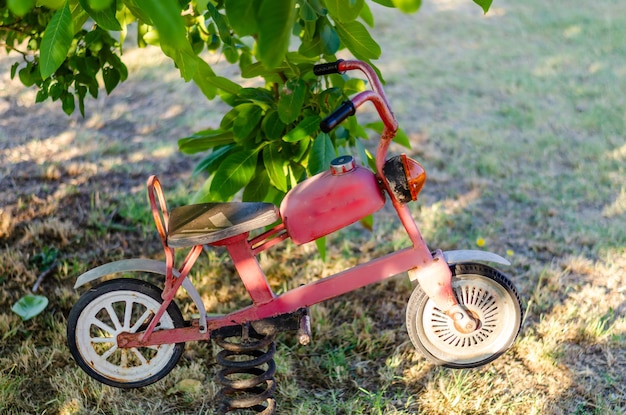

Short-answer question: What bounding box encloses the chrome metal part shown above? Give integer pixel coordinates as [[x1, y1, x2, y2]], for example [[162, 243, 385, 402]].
[[445, 304, 478, 334], [443, 249, 511, 266], [330, 155, 356, 175]]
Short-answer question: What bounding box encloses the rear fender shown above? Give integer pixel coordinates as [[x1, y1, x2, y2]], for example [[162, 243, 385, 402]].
[[73, 259, 207, 332]]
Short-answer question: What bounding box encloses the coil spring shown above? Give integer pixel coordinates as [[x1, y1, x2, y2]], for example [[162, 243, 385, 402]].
[[214, 327, 277, 414]]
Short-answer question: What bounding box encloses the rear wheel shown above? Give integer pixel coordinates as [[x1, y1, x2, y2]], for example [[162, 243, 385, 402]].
[[406, 263, 522, 368], [67, 279, 185, 388]]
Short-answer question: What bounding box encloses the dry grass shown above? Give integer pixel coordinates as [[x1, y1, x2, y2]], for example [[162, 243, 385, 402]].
[[1, 0, 625, 413]]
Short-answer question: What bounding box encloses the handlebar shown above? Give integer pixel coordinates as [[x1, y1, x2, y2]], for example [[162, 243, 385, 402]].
[[315, 60, 399, 177], [313, 60, 344, 76], [320, 100, 355, 133], [314, 60, 397, 134]]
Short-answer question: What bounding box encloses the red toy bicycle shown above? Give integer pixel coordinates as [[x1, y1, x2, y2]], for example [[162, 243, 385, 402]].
[[67, 60, 522, 414]]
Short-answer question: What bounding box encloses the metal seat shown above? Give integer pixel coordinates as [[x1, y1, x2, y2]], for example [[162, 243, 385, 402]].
[[167, 202, 280, 248]]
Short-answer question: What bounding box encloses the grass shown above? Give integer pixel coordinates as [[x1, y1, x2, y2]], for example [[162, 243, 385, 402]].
[[1, 0, 625, 413]]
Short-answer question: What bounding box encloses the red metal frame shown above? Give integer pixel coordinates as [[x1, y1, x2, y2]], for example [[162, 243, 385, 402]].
[[116, 60, 463, 349]]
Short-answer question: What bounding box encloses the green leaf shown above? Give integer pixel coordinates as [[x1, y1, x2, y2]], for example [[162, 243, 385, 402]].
[[344, 78, 367, 95], [220, 106, 239, 130], [225, 0, 261, 37], [360, 214, 374, 231], [102, 67, 121, 94], [299, 37, 322, 58], [365, 121, 411, 148], [36, 88, 48, 103], [355, 136, 370, 166], [192, 145, 234, 176], [393, 127, 411, 149], [334, 20, 381, 61], [308, 132, 336, 175], [8, 0, 36, 17], [262, 110, 287, 140], [320, 24, 340, 55], [192, 59, 218, 99], [292, 134, 311, 161], [210, 149, 259, 200], [236, 88, 275, 108], [192, 177, 215, 203], [263, 144, 288, 192], [10, 62, 19, 79], [299, 0, 319, 22], [278, 79, 306, 124], [36, 0, 67, 9], [19, 65, 37, 87], [315, 236, 326, 262], [209, 76, 243, 95], [122, 0, 153, 24], [77, 84, 87, 116], [12, 295, 49, 321], [346, 115, 368, 139], [283, 115, 321, 143], [40, 2, 74, 79], [287, 163, 302, 188], [178, 129, 235, 154], [135, 0, 198, 81], [61, 92, 75, 115], [315, 236, 327, 261], [360, 1, 374, 27], [243, 167, 271, 201], [257, 0, 296, 69], [87, 0, 114, 11], [473, 0, 492, 14], [164, 49, 199, 84], [233, 104, 264, 142], [391, 0, 421, 13], [223, 43, 239, 63], [207, 2, 233, 45], [324, 0, 364, 22], [78, 0, 122, 31]]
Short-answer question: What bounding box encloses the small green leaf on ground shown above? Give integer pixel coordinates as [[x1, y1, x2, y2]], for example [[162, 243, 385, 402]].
[[12, 295, 49, 321]]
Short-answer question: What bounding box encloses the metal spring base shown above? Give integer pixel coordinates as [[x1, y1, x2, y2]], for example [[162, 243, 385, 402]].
[[214, 326, 277, 414]]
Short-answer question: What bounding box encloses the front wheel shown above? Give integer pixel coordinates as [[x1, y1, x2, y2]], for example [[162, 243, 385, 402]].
[[406, 263, 522, 368], [67, 279, 185, 388]]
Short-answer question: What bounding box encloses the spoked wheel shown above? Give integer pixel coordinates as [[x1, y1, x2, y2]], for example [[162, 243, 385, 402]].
[[406, 263, 522, 368], [67, 279, 185, 388]]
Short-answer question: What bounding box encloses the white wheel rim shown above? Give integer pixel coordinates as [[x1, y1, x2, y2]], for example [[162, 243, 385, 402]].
[[74, 290, 178, 383], [420, 275, 518, 365]]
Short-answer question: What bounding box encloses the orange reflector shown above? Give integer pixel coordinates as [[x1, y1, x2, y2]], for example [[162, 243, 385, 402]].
[[400, 154, 426, 201]]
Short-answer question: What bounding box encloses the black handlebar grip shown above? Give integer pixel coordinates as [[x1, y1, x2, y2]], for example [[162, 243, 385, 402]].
[[320, 101, 356, 133], [313, 60, 344, 76]]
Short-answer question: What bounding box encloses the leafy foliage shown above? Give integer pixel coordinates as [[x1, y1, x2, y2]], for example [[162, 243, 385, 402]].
[[1, 0, 491, 202]]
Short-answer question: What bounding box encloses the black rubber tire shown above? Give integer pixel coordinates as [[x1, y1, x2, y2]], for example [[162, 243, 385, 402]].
[[67, 279, 185, 388], [406, 262, 522, 368]]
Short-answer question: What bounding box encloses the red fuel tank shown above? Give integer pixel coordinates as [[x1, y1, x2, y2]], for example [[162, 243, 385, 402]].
[[280, 156, 386, 245]]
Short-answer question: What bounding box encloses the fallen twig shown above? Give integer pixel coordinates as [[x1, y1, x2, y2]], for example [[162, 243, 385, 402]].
[[32, 261, 58, 293]]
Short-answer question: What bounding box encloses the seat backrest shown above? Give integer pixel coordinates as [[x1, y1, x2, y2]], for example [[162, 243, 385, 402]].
[[147, 175, 175, 277]]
